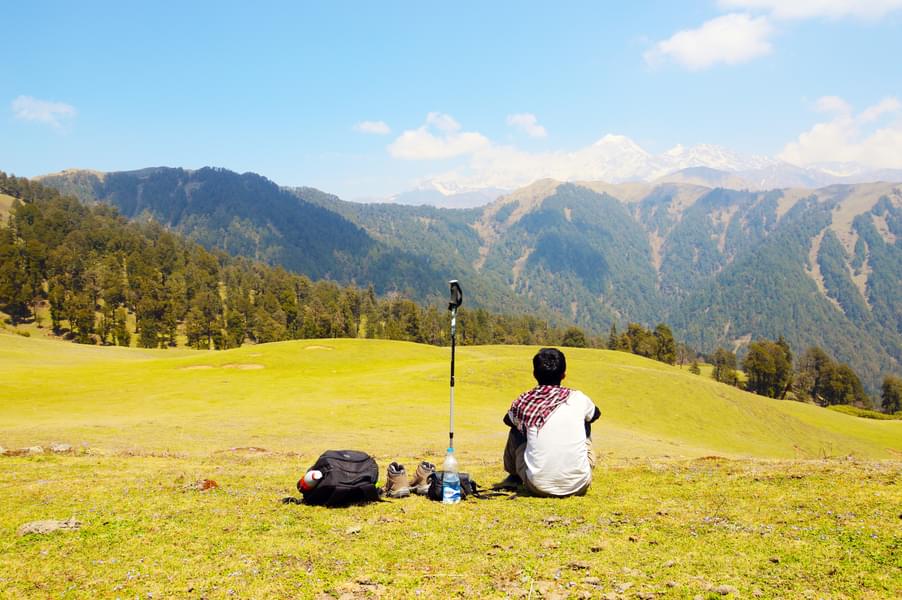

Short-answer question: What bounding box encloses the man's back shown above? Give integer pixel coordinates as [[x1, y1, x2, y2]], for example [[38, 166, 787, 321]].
[[500, 348, 600, 498], [523, 389, 595, 496]]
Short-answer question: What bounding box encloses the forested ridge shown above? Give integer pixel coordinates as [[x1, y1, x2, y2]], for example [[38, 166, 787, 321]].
[[17, 167, 902, 406], [36, 167, 538, 317], [0, 172, 594, 351], [3, 171, 899, 412]]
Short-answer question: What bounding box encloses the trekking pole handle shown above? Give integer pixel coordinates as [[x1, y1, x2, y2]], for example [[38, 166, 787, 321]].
[[448, 280, 462, 311]]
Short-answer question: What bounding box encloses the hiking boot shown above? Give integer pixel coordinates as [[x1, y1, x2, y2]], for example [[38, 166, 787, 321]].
[[408, 461, 436, 495], [384, 462, 410, 498], [493, 473, 522, 491]]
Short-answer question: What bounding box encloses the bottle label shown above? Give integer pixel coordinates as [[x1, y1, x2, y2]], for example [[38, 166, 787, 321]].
[[442, 480, 461, 503]]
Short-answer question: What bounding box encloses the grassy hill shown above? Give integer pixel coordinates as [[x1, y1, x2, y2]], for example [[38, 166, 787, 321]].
[[2, 334, 900, 598], [1, 333, 900, 459]]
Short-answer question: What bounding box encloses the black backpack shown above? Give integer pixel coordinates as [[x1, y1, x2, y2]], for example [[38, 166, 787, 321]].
[[299, 450, 380, 507]]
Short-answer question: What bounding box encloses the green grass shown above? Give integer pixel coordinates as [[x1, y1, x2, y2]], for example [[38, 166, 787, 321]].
[[1, 333, 900, 598], [829, 405, 902, 421]]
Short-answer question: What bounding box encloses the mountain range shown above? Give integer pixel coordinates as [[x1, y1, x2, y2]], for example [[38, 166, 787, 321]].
[[385, 135, 902, 207], [37, 166, 902, 393]]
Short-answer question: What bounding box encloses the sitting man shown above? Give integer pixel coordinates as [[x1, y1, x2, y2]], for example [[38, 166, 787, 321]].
[[500, 347, 600, 497]]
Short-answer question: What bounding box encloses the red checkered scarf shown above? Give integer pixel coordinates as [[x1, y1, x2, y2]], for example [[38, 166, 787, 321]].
[[508, 385, 572, 434]]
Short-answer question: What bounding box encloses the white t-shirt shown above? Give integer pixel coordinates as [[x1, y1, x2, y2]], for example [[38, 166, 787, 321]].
[[523, 390, 597, 496]]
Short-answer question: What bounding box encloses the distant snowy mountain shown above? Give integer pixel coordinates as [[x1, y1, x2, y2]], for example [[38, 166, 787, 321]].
[[662, 143, 776, 172], [393, 134, 902, 206], [389, 185, 507, 209]]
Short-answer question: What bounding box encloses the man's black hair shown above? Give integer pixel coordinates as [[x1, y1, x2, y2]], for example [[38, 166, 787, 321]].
[[533, 347, 566, 386]]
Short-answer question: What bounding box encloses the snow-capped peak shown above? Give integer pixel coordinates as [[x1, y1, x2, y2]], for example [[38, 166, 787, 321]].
[[592, 134, 651, 156], [662, 143, 776, 172]]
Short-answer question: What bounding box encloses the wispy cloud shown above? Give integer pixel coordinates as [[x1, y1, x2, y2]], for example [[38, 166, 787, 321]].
[[388, 112, 490, 160], [815, 96, 852, 114], [11, 95, 76, 128], [719, 0, 902, 20], [644, 13, 773, 70], [354, 120, 391, 135], [506, 113, 547, 138], [780, 96, 902, 168]]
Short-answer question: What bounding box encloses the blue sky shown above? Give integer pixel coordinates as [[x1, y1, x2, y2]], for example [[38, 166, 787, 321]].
[[3, 1, 902, 199]]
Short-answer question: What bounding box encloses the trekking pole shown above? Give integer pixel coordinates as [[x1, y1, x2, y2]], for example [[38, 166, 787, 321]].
[[447, 280, 463, 451]]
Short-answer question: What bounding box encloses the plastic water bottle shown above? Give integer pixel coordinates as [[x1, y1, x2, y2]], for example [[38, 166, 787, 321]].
[[442, 448, 461, 504]]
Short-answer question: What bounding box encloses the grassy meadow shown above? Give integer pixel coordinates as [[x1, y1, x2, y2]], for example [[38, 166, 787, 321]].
[[1, 332, 900, 598]]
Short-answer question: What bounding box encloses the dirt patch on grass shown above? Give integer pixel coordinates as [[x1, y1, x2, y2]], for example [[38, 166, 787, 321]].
[[179, 363, 264, 371], [304, 345, 333, 350], [17, 518, 81, 536]]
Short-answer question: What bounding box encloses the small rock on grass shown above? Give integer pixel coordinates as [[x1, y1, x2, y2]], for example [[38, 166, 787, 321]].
[[50, 443, 72, 453], [345, 524, 362, 535], [0, 446, 6, 456], [637, 593, 656, 600], [715, 584, 739, 596], [17, 518, 81, 536]]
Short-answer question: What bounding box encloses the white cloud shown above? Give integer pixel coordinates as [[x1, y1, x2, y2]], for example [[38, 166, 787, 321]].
[[354, 120, 391, 135], [779, 96, 902, 168], [719, 0, 902, 20], [388, 113, 490, 160], [11, 95, 76, 127], [645, 13, 773, 70], [815, 96, 852, 114], [425, 112, 461, 133], [506, 113, 548, 138], [859, 97, 901, 122]]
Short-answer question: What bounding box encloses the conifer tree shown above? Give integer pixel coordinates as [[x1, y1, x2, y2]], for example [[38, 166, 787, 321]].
[[881, 375, 902, 414]]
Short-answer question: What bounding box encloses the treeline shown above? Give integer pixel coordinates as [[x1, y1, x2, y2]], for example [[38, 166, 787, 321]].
[[706, 338, 901, 414], [604, 322, 679, 364], [0, 172, 580, 350]]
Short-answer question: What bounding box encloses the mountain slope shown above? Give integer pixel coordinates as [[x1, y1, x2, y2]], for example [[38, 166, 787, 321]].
[[38, 167, 902, 391], [37, 167, 453, 300]]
